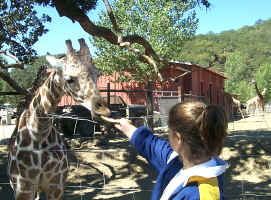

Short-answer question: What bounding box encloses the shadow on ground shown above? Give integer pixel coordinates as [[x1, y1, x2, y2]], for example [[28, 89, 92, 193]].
[[222, 129, 271, 200], [0, 145, 14, 199], [1, 126, 271, 199], [0, 134, 156, 200]]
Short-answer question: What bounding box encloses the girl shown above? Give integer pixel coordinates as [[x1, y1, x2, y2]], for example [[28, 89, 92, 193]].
[[115, 101, 228, 200]]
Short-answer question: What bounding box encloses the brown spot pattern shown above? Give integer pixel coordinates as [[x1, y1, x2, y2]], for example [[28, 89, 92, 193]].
[[32, 98, 38, 109], [18, 114, 26, 129], [43, 100, 50, 112], [41, 140, 48, 148], [33, 141, 39, 149], [46, 92, 54, 106], [16, 133, 21, 144], [62, 170, 68, 181], [56, 151, 63, 160], [54, 188, 62, 199], [32, 152, 39, 166], [45, 161, 57, 172], [50, 145, 63, 160], [51, 174, 61, 184], [10, 177, 16, 186], [41, 152, 50, 167], [48, 133, 56, 143], [10, 145, 17, 157], [56, 134, 61, 144], [10, 160, 19, 175], [18, 163, 26, 177], [20, 179, 33, 191], [18, 151, 31, 166], [41, 87, 46, 97], [61, 161, 68, 170], [28, 168, 40, 179], [20, 130, 31, 147], [54, 164, 60, 173]]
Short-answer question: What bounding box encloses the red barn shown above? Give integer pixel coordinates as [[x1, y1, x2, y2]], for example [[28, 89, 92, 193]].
[[57, 62, 228, 110], [96, 61, 227, 106]]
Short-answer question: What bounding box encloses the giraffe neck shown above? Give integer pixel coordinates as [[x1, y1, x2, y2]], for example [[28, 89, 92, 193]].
[[254, 83, 263, 99], [23, 70, 64, 141]]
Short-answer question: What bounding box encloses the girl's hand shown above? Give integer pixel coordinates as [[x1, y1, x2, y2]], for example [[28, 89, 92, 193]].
[[115, 118, 137, 139]]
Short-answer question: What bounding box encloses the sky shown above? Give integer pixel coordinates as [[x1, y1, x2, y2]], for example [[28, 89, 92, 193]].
[[33, 0, 271, 56]]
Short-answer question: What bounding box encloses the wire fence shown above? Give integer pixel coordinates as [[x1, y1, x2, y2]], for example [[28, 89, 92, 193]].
[[0, 107, 271, 199]]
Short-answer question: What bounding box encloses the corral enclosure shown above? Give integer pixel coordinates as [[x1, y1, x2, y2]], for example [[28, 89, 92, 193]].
[[0, 110, 271, 199]]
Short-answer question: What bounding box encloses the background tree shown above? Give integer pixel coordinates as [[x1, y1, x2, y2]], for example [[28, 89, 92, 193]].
[[0, 0, 51, 106], [0, 0, 50, 63], [0, 56, 48, 105], [92, 0, 199, 82], [224, 51, 251, 102], [255, 63, 271, 102]]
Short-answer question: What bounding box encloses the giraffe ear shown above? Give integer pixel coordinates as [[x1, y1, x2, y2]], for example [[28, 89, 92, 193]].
[[46, 55, 65, 68]]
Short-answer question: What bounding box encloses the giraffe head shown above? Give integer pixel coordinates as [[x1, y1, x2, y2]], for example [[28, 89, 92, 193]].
[[46, 38, 110, 118], [262, 88, 267, 96]]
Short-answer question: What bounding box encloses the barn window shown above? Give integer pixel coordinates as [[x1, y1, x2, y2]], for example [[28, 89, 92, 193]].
[[200, 82, 204, 96], [183, 74, 192, 93], [217, 88, 219, 104], [209, 84, 212, 104]]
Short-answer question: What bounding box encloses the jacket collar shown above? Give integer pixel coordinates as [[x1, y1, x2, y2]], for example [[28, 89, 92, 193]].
[[169, 157, 227, 199]]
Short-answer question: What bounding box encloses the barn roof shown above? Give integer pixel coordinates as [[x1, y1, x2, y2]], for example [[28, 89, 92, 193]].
[[169, 61, 228, 79]]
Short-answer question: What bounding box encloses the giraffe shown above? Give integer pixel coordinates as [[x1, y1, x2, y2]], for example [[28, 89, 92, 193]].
[[232, 96, 244, 119], [246, 80, 267, 114], [8, 38, 110, 200], [223, 92, 233, 120], [12, 65, 48, 136]]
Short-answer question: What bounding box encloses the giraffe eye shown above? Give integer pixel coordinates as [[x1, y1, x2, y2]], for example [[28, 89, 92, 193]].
[[96, 102, 102, 108], [66, 78, 74, 84], [64, 76, 75, 84]]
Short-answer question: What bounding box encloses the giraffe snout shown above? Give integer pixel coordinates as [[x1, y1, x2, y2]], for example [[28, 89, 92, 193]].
[[92, 100, 110, 118]]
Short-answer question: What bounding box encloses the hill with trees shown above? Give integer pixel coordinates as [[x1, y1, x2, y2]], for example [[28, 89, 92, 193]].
[[179, 18, 271, 103]]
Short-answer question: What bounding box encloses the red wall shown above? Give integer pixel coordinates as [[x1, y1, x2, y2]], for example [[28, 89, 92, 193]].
[[59, 63, 226, 106], [188, 65, 225, 105]]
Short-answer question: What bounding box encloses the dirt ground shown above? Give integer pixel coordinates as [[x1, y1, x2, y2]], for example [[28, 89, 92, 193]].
[[1, 113, 271, 199]]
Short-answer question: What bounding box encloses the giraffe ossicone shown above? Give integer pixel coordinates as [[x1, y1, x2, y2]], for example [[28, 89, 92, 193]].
[[8, 38, 110, 200]]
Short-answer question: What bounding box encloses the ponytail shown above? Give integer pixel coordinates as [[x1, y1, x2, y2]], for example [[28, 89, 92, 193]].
[[197, 105, 228, 156]]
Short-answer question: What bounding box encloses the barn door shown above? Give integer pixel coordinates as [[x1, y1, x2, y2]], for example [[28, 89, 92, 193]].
[[158, 96, 180, 126]]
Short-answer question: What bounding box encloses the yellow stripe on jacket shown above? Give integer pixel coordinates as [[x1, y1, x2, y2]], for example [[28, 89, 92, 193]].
[[188, 176, 220, 200]]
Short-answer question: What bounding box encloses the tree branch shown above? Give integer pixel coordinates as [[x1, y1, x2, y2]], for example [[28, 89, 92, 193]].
[[169, 71, 190, 82], [103, 0, 123, 43], [28, 65, 48, 94], [0, 62, 25, 70], [0, 71, 29, 95], [53, 0, 165, 81], [0, 50, 25, 69]]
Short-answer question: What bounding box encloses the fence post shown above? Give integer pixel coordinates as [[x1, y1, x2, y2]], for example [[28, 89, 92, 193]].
[[146, 81, 154, 130], [107, 82, 110, 108], [178, 85, 184, 103]]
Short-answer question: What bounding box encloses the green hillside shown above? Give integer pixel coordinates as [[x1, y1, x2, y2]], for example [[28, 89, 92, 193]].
[[180, 19, 271, 103]]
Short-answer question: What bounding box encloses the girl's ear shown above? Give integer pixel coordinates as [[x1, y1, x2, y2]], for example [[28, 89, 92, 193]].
[[175, 131, 183, 144]]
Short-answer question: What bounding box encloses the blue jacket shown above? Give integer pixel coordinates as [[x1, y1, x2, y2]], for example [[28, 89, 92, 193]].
[[130, 126, 227, 200]]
